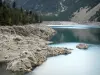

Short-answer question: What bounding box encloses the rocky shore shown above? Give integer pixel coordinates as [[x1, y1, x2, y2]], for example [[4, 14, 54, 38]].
[[0, 24, 71, 73]]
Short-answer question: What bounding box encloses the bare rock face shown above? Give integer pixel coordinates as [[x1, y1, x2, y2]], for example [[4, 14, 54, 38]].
[[7, 47, 71, 72], [76, 43, 88, 49], [0, 25, 71, 73]]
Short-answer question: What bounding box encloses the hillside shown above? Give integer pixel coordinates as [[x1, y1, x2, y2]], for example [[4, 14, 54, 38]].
[[13, 0, 100, 22]]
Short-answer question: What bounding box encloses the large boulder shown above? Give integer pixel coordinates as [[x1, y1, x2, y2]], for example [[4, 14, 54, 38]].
[[76, 43, 88, 49]]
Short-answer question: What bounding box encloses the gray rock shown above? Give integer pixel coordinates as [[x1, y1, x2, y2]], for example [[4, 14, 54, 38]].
[[0, 24, 71, 73], [76, 43, 88, 49]]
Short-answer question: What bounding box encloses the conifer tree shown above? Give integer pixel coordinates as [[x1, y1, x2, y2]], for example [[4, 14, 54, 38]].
[[0, 0, 2, 7], [12, 1, 16, 8], [0, 1, 43, 26]]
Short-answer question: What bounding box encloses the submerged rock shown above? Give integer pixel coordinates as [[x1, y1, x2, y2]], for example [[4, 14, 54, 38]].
[[76, 43, 88, 49]]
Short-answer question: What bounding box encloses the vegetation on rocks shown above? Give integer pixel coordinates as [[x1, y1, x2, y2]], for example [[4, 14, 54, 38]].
[[0, 0, 42, 26]]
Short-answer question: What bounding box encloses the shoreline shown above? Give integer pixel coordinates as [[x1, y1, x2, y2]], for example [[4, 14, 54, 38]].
[[0, 24, 71, 74], [39, 21, 100, 25], [1, 21, 99, 74]]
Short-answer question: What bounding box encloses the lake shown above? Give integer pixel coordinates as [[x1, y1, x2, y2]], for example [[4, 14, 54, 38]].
[[26, 24, 100, 75]]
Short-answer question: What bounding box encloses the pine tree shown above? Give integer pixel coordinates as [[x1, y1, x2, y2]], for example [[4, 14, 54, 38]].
[[12, 1, 16, 8], [0, 1, 43, 26], [0, 0, 2, 7]]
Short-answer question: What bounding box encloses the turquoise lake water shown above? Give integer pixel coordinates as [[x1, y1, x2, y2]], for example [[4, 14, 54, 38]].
[[26, 25, 100, 75]]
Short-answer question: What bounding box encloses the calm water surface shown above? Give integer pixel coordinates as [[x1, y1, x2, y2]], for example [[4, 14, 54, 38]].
[[26, 25, 100, 75]]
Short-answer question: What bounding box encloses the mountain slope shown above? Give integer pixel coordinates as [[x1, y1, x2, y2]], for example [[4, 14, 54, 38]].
[[12, 0, 100, 21]]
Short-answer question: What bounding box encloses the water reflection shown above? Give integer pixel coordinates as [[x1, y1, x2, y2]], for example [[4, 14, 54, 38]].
[[72, 29, 100, 43], [51, 26, 100, 44], [26, 25, 100, 75]]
